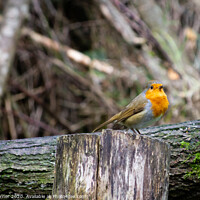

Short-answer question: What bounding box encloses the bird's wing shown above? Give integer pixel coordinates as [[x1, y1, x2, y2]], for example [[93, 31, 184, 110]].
[[93, 91, 148, 132], [116, 93, 148, 123]]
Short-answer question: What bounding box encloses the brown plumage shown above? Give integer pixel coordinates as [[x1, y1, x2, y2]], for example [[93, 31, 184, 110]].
[[93, 80, 169, 133], [93, 92, 148, 132]]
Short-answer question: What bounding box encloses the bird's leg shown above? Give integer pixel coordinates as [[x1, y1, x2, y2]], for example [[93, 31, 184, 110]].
[[131, 128, 137, 135], [131, 128, 141, 135], [136, 129, 141, 134]]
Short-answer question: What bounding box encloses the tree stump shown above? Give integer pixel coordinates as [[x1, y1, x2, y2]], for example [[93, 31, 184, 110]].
[[52, 129, 170, 200]]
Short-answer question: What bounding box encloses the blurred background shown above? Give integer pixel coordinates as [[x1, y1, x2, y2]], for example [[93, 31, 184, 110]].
[[0, 0, 200, 140]]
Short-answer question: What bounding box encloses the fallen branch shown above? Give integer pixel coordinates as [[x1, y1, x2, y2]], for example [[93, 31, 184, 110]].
[[22, 27, 115, 75], [98, 0, 145, 45], [111, 0, 181, 79]]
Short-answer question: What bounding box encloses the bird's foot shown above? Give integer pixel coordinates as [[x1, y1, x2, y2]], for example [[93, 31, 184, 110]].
[[130, 128, 140, 135], [130, 129, 141, 139]]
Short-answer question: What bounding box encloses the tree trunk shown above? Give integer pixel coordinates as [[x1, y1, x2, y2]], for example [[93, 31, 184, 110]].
[[52, 130, 170, 200], [0, 0, 30, 99], [0, 120, 200, 199]]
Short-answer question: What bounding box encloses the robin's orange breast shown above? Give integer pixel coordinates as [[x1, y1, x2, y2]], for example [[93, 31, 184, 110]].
[[145, 84, 169, 118]]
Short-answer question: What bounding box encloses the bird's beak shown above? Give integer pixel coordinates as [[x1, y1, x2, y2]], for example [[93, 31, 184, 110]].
[[159, 85, 163, 90]]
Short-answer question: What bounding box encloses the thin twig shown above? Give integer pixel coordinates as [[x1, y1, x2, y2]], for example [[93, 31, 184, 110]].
[[1, 108, 64, 135], [12, 86, 46, 102], [51, 58, 118, 114], [10, 81, 72, 132], [5, 96, 17, 139]]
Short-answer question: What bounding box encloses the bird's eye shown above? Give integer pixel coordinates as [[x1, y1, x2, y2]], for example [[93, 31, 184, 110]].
[[150, 85, 153, 89]]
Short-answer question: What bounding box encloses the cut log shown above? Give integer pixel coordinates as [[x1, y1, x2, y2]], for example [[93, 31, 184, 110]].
[[0, 136, 58, 195], [142, 121, 200, 200], [52, 130, 170, 199], [0, 120, 200, 199]]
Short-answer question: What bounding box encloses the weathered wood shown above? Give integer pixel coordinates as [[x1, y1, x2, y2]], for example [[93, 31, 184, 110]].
[[52, 134, 99, 199], [142, 121, 200, 200], [97, 129, 170, 200], [0, 120, 200, 199], [52, 130, 170, 199], [0, 136, 58, 195]]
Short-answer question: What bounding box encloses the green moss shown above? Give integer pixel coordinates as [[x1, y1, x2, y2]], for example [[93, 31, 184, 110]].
[[180, 141, 200, 179], [180, 141, 190, 150]]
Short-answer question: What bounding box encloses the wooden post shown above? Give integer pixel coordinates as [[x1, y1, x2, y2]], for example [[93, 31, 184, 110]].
[[52, 129, 170, 200], [53, 133, 99, 199]]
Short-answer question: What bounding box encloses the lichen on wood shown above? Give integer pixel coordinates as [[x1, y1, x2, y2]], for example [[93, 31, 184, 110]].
[[53, 134, 100, 199], [0, 136, 58, 195], [53, 129, 170, 199]]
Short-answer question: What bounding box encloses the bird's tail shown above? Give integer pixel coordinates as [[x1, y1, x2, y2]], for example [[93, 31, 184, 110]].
[[92, 113, 120, 132]]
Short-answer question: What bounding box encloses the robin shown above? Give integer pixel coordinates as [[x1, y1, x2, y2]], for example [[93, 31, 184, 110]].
[[93, 80, 169, 134]]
